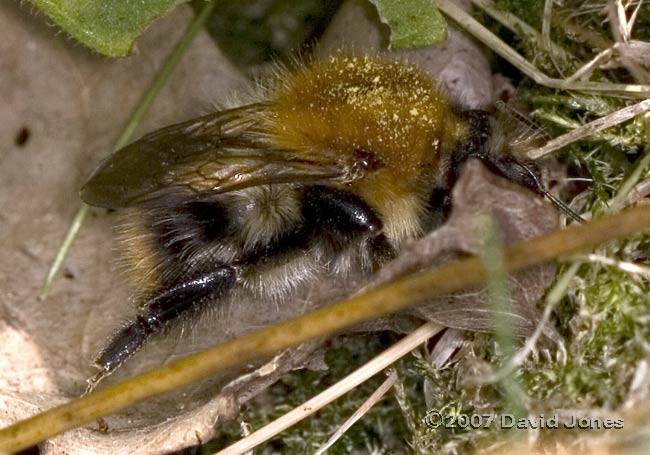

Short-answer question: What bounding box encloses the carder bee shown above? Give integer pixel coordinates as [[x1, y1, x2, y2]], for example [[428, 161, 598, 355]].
[[81, 54, 581, 382]]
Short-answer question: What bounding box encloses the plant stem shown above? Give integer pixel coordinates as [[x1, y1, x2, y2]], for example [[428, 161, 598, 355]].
[[40, 0, 219, 298], [6, 204, 650, 453]]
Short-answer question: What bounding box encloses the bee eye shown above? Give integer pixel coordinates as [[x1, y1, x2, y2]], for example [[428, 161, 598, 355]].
[[353, 148, 382, 173]]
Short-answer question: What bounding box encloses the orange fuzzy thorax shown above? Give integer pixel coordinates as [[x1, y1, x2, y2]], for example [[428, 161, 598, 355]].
[[268, 55, 463, 241]]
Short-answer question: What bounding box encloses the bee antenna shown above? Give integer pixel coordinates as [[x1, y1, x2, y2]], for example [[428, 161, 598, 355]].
[[541, 190, 585, 224], [515, 157, 585, 224]]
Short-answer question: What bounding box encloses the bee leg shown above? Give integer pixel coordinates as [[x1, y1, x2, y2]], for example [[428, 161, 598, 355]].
[[93, 265, 237, 378], [302, 185, 395, 261]]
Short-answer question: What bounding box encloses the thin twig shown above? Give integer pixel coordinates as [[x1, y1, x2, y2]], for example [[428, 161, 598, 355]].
[[39, 0, 219, 298], [472, 0, 575, 66], [542, 0, 564, 76], [527, 98, 650, 160], [609, 139, 650, 211], [434, 0, 650, 96], [313, 370, 398, 455], [568, 253, 650, 279], [624, 178, 650, 206], [607, 0, 650, 81], [563, 44, 617, 85], [216, 326, 437, 455], [628, 0, 644, 34], [3, 205, 650, 453]]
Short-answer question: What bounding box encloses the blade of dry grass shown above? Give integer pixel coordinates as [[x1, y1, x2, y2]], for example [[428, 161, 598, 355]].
[[527, 99, 650, 160], [39, 0, 220, 299], [473, 0, 575, 65], [2, 205, 650, 453], [312, 370, 398, 455], [433, 0, 650, 96], [216, 330, 426, 455]]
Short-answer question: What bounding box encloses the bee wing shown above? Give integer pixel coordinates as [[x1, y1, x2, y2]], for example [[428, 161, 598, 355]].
[[80, 104, 348, 209]]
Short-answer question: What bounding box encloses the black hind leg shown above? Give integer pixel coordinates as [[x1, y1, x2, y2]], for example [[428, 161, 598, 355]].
[[90, 265, 237, 384]]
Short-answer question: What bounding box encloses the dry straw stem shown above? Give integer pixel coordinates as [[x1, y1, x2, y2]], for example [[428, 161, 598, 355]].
[[527, 99, 650, 160], [569, 253, 650, 279], [433, 0, 650, 97], [472, 0, 575, 68], [313, 370, 399, 455], [2, 206, 650, 453], [217, 335, 414, 455]]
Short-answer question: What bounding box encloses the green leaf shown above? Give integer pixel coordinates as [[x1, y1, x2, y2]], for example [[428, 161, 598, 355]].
[[369, 0, 447, 49], [32, 0, 190, 56]]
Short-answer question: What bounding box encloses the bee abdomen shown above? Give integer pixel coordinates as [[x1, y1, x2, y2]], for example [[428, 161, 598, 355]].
[[103, 184, 397, 375], [148, 199, 229, 257]]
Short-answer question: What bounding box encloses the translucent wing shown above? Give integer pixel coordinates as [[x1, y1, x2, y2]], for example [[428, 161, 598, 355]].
[[80, 104, 349, 209]]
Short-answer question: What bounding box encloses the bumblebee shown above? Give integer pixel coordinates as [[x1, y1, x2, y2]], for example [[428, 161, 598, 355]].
[[81, 55, 578, 380]]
